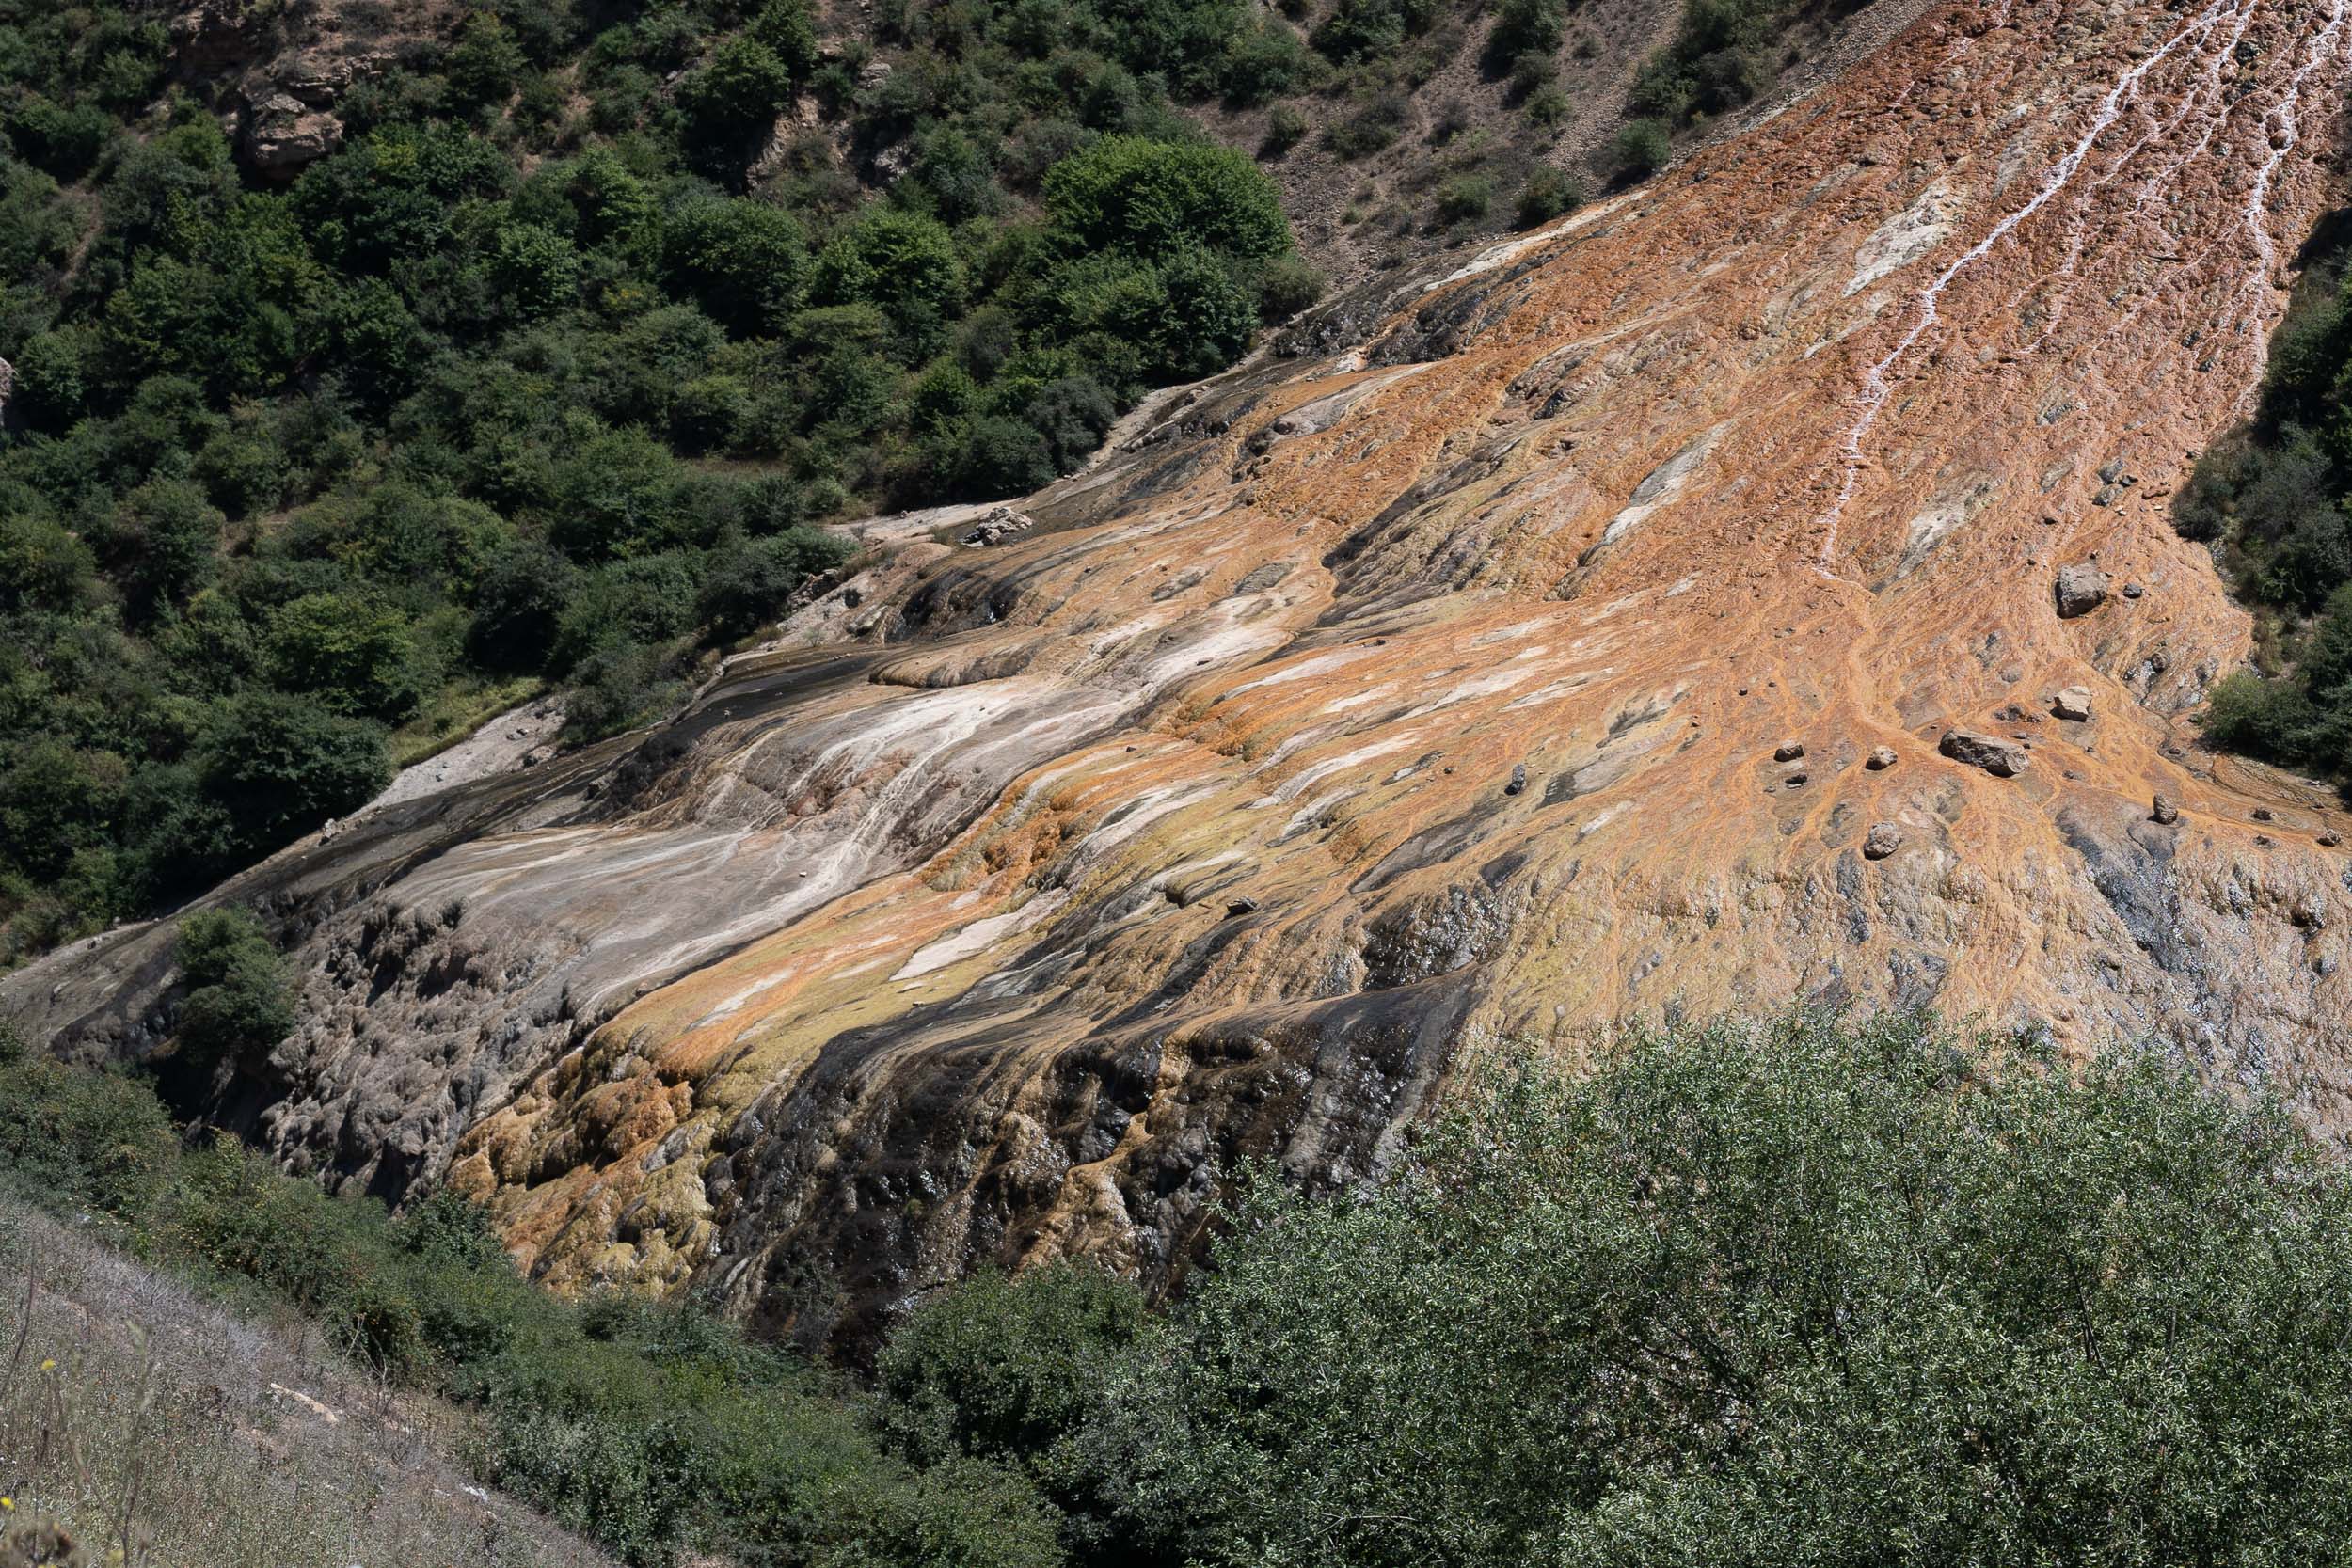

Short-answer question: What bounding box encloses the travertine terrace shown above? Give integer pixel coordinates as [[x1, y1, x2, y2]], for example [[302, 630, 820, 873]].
[[14, 0, 2352, 1342]]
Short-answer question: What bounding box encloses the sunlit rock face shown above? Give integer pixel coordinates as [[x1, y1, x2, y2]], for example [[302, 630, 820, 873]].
[[14, 0, 2352, 1348]]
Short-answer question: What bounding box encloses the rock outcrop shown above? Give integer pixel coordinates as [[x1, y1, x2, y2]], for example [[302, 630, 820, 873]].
[[167, 0, 414, 178], [13, 0, 2352, 1348]]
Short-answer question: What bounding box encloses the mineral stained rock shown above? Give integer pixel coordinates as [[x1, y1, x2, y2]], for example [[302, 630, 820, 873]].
[[13, 0, 2352, 1348], [2055, 563, 2111, 619], [1939, 731, 2031, 779]]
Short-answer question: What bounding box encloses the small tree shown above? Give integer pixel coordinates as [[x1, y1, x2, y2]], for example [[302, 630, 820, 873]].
[[173, 907, 294, 1070], [1613, 116, 1672, 178]]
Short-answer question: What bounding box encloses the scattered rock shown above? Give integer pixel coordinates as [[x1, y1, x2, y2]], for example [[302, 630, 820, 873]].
[[2052, 685, 2092, 721], [1786, 772, 1809, 785], [2122, 582, 2144, 599], [1865, 746, 1898, 770], [1773, 741, 1805, 761], [1224, 896, 1259, 919], [2253, 808, 2274, 822], [2152, 794, 2180, 825], [1862, 822, 1902, 860], [1504, 763, 1528, 797], [2323, 832, 2344, 848], [2054, 563, 2109, 618], [1938, 729, 2030, 777], [961, 506, 1035, 546]]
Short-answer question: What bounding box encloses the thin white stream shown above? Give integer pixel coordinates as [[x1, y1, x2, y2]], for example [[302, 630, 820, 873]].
[[1813, 0, 2240, 572], [2232, 0, 2352, 386]]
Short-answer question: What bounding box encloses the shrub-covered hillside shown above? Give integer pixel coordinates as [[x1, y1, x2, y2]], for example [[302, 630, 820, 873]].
[[2178, 223, 2352, 776], [0, 0, 1325, 966]]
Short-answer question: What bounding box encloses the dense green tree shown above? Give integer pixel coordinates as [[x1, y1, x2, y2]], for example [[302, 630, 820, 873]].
[[487, 221, 583, 321], [662, 195, 810, 335], [446, 12, 531, 107], [172, 906, 294, 1069], [1042, 136, 1290, 263], [194, 689, 391, 855]]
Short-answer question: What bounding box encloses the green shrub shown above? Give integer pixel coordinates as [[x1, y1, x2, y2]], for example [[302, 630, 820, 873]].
[[697, 528, 851, 639], [1613, 116, 1672, 177], [1488, 0, 1569, 63], [679, 37, 797, 139], [1321, 90, 1410, 160], [446, 12, 530, 106], [877, 1265, 1146, 1475], [193, 689, 392, 856], [0, 1037, 176, 1221], [1433, 173, 1494, 225], [1515, 166, 1584, 228], [1259, 103, 1309, 158], [1043, 136, 1290, 264], [487, 222, 583, 321], [172, 907, 295, 1070], [1311, 0, 1440, 62]]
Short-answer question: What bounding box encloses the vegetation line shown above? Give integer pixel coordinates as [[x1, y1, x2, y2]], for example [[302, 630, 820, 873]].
[[6, 1007, 2352, 1566]]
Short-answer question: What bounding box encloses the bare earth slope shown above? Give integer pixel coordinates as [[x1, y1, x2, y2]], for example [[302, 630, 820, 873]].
[[12, 0, 2352, 1345]]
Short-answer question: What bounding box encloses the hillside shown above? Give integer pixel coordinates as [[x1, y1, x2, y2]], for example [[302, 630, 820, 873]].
[[0, 1195, 620, 1567], [0, 0, 1890, 971], [14, 0, 2352, 1353]]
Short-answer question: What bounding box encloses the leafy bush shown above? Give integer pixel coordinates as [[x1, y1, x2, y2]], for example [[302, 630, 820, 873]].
[[1041, 137, 1290, 264], [193, 691, 391, 858], [1311, 0, 1441, 63], [1433, 172, 1494, 225], [1613, 116, 1672, 178], [1515, 166, 1584, 229], [2181, 244, 2352, 775], [0, 1031, 175, 1220], [1322, 90, 1411, 160], [1631, 0, 1788, 124], [877, 1266, 1146, 1475], [1487, 0, 1570, 64], [1078, 1010, 2352, 1568], [171, 908, 294, 1070]]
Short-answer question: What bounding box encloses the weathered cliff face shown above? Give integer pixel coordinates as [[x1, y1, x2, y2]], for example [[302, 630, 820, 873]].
[[13, 0, 2352, 1345]]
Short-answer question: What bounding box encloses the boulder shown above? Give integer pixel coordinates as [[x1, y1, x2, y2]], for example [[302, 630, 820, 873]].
[[1938, 729, 2030, 777], [1865, 746, 1898, 770], [2052, 685, 2092, 721], [2054, 563, 2108, 618], [241, 92, 342, 176], [2151, 794, 2180, 826], [1773, 741, 1805, 761], [1862, 822, 1902, 860], [961, 506, 1036, 546], [1504, 763, 1528, 797]]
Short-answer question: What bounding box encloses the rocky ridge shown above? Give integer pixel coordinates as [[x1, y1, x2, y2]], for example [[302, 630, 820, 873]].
[[12, 0, 2352, 1347]]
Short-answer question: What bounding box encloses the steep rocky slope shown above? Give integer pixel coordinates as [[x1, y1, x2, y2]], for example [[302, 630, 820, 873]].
[[12, 0, 2352, 1346]]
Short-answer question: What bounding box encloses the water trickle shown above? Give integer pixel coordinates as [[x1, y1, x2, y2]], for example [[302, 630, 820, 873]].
[[1813, 0, 2246, 572], [2234, 0, 2352, 392]]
